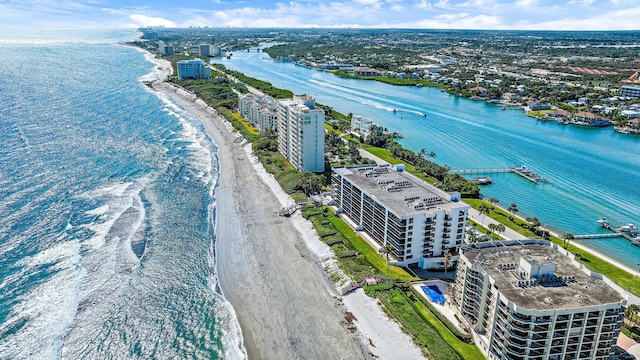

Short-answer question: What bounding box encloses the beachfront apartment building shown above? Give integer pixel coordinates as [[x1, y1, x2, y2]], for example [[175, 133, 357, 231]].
[[156, 41, 174, 56], [331, 164, 470, 269], [177, 59, 211, 80], [277, 94, 325, 172], [451, 240, 626, 360], [238, 93, 278, 133]]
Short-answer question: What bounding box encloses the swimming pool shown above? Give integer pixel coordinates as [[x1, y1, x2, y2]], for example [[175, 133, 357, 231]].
[[421, 285, 446, 305]]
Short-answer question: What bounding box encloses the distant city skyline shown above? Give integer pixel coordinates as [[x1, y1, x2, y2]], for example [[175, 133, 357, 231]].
[[0, 0, 638, 31]]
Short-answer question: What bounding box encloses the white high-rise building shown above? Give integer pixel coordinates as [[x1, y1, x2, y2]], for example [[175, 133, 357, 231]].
[[156, 41, 174, 56], [198, 44, 212, 57], [277, 94, 325, 172], [176, 59, 211, 79], [451, 240, 626, 360], [331, 164, 470, 269]]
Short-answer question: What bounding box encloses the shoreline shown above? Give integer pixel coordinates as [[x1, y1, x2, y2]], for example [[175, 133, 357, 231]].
[[490, 201, 640, 277], [142, 51, 424, 359]]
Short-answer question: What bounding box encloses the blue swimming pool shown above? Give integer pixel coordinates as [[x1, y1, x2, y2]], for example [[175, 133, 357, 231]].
[[421, 285, 446, 305]]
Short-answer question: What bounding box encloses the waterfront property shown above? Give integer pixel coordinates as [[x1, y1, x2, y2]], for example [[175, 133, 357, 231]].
[[572, 111, 611, 127], [350, 115, 375, 139], [277, 94, 325, 172], [238, 93, 278, 133], [451, 240, 626, 360], [331, 164, 470, 269], [156, 41, 174, 56], [176, 59, 211, 79]]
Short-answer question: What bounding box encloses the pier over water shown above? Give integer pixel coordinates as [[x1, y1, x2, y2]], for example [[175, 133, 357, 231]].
[[450, 166, 546, 184]]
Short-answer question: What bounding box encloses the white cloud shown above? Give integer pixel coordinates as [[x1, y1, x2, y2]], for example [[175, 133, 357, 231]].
[[129, 14, 177, 27], [515, 0, 539, 6], [569, 0, 595, 4]]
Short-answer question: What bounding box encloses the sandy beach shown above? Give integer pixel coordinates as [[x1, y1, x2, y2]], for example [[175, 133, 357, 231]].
[[145, 55, 426, 359]]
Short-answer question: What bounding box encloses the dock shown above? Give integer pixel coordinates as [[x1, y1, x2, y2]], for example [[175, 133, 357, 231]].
[[576, 220, 640, 245], [449, 165, 546, 184], [449, 168, 512, 175], [574, 233, 621, 239]]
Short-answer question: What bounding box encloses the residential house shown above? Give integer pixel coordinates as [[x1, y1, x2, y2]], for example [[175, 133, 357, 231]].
[[355, 67, 382, 76], [572, 111, 611, 127]]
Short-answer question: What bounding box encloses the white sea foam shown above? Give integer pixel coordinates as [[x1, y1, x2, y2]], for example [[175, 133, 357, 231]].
[[73, 180, 145, 306], [0, 239, 84, 360], [155, 89, 216, 186]]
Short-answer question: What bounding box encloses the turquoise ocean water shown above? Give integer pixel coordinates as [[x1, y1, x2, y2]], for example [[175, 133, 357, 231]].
[[0, 29, 245, 359], [213, 49, 640, 270]]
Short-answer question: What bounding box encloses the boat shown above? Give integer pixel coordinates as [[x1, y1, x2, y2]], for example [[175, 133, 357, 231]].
[[392, 131, 404, 138], [416, 83, 424, 87], [473, 176, 492, 185], [619, 223, 638, 234], [422, 112, 427, 117], [597, 218, 610, 226], [499, 105, 506, 110], [510, 165, 541, 183]]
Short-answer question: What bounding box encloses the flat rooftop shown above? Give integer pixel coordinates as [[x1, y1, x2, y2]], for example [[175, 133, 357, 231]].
[[463, 244, 625, 310], [333, 165, 467, 216]]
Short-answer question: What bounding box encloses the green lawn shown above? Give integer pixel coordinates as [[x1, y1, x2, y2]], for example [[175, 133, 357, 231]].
[[233, 112, 260, 136], [413, 301, 484, 359], [328, 214, 416, 281], [360, 146, 438, 184]]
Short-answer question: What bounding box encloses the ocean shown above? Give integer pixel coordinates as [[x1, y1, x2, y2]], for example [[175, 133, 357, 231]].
[[0, 29, 245, 359], [213, 48, 640, 270]]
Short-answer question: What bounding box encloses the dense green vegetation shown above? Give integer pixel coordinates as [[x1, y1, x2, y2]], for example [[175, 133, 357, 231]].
[[171, 75, 245, 110], [211, 63, 294, 99]]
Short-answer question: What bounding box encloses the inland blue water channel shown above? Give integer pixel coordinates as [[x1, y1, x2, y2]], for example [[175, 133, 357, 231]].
[[213, 49, 640, 270]]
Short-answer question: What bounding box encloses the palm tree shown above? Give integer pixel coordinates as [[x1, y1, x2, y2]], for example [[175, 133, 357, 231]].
[[561, 233, 575, 249], [508, 203, 518, 218], [383, 244, 394, 279], [466, 228, 478, 243], [487, 197, 498, 211], [496, 224, 506, 237], [478, 203, 491, 226], [442, 252, 453, 275]]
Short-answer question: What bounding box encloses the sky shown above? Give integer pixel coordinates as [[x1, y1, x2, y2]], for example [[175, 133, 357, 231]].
[[0, 0, 639, 31]]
